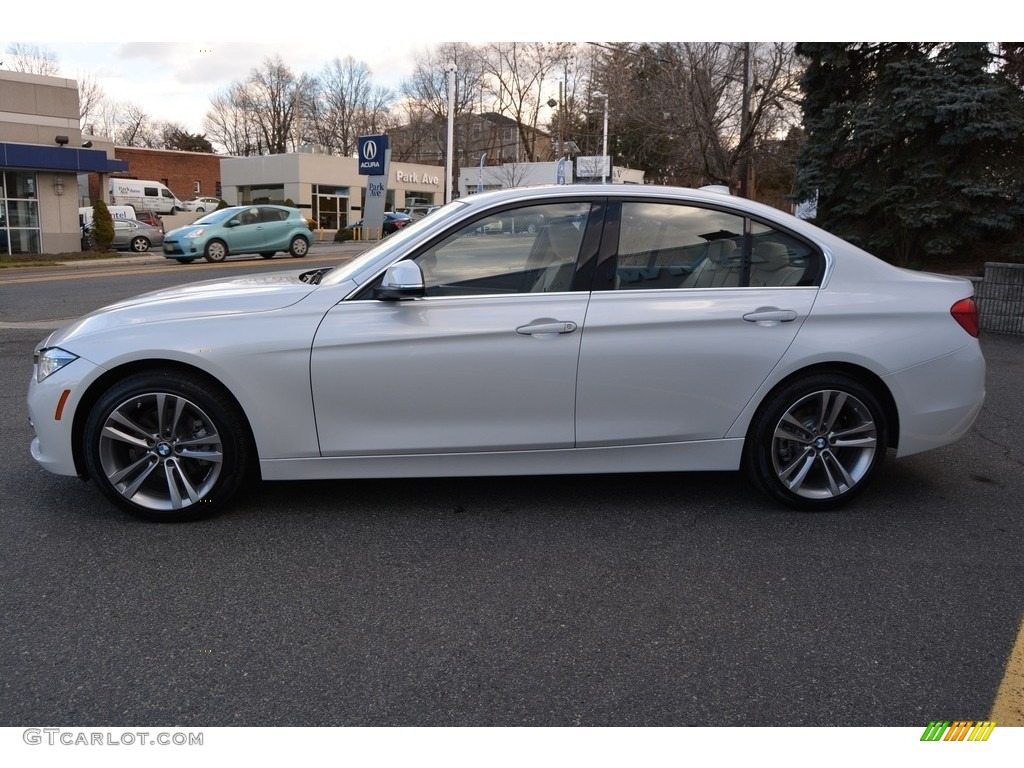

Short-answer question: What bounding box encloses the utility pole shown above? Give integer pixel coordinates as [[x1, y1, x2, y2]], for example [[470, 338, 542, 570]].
[[445, 63, 457, 203], [593, 91, 609, 184], [738, 42, 754, 199]]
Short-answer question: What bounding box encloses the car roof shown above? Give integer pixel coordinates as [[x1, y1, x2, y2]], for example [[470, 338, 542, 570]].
[[452, 184, 851, 253]]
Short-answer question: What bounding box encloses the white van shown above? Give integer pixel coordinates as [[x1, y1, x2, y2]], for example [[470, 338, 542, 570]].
[[109, 179, 185, 215], [79, 205, 137, 229]]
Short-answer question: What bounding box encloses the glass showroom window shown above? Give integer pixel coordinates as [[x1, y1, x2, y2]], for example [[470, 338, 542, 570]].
[[238, 184, 284, 205], [0, 171, 40, 255]]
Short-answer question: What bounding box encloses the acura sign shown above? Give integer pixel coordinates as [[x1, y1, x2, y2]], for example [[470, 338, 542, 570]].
[[358, 135, 389, 175]]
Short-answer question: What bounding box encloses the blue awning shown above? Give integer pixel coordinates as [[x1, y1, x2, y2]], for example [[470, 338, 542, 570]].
[[0, 142, 128, 173]]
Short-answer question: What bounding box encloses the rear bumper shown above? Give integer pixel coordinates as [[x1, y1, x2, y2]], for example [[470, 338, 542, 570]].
[[884, 341, 986, 457]]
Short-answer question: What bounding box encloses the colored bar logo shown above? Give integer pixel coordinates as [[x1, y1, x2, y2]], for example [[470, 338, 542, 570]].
[[921, 721, 996, 741]]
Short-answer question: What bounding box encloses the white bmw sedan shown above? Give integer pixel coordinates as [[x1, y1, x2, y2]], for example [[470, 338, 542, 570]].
[[28, 186, 985, 521]]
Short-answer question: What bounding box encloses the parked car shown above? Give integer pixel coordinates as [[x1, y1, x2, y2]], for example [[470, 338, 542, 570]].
[[28, 185, 985, 522], [183, 197, 222, 213], [347, 211, 414, 236], [85, 218, 164, 252], [399, 206, 435, 220], [161, 205, 311, 263], [131, 210, 164, 233]]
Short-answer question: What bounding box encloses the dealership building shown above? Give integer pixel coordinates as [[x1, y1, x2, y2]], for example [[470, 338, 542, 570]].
[[220, 152, 445, 230], [0, 69, 126, 255]]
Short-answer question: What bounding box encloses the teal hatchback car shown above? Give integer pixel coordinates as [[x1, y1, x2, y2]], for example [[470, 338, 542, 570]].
[[163, 205, 311, 263]]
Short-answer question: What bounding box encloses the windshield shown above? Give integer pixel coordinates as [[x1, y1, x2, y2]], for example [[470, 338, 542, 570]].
[[319, 200, 469, 286], [192, 208, 237, 226]]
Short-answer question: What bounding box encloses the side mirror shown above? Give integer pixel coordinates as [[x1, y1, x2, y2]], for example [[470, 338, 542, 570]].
[[375, 261, 425, 300], [225, 219, 239, 227]]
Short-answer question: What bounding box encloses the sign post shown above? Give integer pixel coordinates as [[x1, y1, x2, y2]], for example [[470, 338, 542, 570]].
[[358, 134, 390, 240]]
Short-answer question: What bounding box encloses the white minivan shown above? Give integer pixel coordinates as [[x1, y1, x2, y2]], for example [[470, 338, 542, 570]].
[[109, 179, 185, 215]]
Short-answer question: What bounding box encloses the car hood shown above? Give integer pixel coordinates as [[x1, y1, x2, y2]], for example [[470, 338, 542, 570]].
[[165, 223, 213, 238], [45, 272, 318, 346]]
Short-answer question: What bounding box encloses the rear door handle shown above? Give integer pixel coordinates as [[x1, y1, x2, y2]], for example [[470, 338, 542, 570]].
[[516, 320, 579, 336], [742, 307, 798, 325]]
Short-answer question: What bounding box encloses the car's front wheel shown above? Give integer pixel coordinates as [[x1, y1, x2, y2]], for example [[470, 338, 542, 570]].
[[82, 371, 252, 522], [289, 236, 309, 258], [204, 240, 228, 263], [744, 373, 887, 510], [130, 236, 150, 252]]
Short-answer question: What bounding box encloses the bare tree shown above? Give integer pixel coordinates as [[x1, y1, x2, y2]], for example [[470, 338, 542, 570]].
[[115, 103, 156, 147], [491, 158, 532, 189], [544, 43, 596, 159], [202, 56, 309, 156], [4, 43, 59, 75], [76, 73, 106, 135], [204, 84, 261, 155], [245, 56, 309, 154], [304, 56, 394, 156], [481, 42, 566, 161], [590, 42, 800, 192], [397, 43, 487, 177]]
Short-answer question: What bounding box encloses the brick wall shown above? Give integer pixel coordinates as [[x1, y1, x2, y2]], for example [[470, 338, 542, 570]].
[[87, 147, 222, 203]]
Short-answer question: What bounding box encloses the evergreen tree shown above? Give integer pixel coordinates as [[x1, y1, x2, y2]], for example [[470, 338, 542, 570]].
[[795, 43, 1024, 266], [90, 198, 115, 252]]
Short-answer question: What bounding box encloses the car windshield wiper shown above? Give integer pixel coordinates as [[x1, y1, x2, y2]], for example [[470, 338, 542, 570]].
[[299, 267, 332, 285]]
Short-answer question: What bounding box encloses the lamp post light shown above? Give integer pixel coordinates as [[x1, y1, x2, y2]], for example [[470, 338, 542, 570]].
[[445, 63, 457, 203], [592, 91, 609, 184]]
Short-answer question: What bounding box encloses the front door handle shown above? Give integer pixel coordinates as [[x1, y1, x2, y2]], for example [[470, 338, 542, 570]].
[[742, 307, 798, 325], [516, 320, 579, 336]]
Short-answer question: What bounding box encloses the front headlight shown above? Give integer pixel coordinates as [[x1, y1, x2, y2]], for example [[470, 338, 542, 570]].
[[184, 228, 207, 239], [35, 347, 78, 382]]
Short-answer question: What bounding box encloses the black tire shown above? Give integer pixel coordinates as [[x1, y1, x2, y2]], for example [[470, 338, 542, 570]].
[[130, 236, 150, 253], [169, 206, 179, 214], [289, 236, 309, 258], [744, 373, 887, 510], [259, 252, 275, 259], [82, 370, 252, 522], [204, 239, 228, 263], [177, 258, 196, 264], [196, 207, 206, 213]]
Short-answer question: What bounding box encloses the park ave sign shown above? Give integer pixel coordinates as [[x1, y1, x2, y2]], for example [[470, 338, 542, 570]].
[[395, 170, 441, 186]]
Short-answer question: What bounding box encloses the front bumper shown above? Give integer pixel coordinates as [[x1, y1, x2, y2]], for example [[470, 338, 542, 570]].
[[27, 356, 103, 477]]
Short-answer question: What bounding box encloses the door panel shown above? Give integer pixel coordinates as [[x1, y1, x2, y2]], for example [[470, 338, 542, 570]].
[[575, 288, 817, 446], [224, 209, 266, 253], [311, 294, 589, 455]]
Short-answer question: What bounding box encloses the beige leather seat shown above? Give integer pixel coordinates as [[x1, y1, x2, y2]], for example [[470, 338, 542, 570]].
[[750, 242, 803, 287], [682, 240, 741, 288]]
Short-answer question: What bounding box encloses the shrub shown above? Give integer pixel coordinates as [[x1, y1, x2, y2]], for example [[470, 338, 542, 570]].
[[334, 227, 354, 242], [90, 199, 115, 252]]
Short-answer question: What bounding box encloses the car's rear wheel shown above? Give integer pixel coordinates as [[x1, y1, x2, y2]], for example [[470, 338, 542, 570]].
[[82, 371, 251, 522], [260, 252, 275, 259], [289, 236, 309, 258], [130, 236, 150, 252], [204, 240, 227, 263], [744, 373, 887, 510]]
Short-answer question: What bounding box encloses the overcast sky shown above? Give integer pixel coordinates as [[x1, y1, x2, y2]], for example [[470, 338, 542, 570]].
[[1, 41, 430, 134], [2, 6, 1004, 138]]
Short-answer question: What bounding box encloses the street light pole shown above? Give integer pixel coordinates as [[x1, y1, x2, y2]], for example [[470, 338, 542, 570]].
[[738, 43, 753, 199], [445, 63, 457, 203], [592, 91, 609, 184]]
